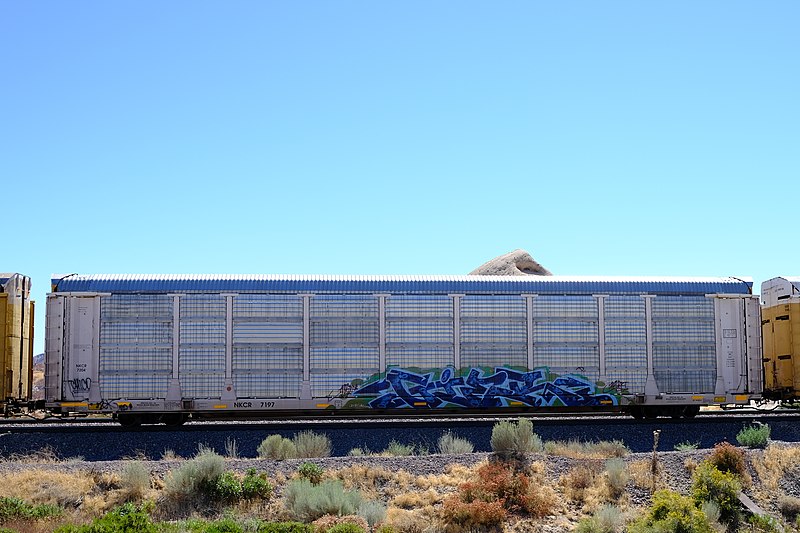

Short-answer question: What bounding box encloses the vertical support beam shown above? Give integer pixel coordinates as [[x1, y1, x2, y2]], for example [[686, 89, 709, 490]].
[[595, 295, 607, 382], [643, 295, 658, 395], [451, 294, 463, 370], [89, 296, 102, 403], [524, 295, 536, 370], [166, 294, 182, 403], [378, 294, 388, 374], [221, 294, 235, 401], [300, 294, 312, 399]]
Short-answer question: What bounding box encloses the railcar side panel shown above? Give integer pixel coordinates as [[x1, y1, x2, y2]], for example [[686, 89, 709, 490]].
[[45, 275, 761, 421], [1, 274, 34, 404]]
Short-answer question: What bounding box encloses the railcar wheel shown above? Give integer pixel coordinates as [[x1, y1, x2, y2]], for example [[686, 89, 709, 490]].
[[630, 407, 644, 420], [643, 408, 659, 419], [161, 413, 188, 426], [117, 413, 141, 427], [683, 406, 700, 418]]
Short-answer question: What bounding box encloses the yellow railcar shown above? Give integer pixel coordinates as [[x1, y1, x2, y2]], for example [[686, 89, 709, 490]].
[[0, 274, 35, 409], [761, 277, 800, 400]]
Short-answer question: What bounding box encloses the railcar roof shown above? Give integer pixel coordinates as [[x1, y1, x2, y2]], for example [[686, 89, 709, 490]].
[[51, 274, 754, 295]]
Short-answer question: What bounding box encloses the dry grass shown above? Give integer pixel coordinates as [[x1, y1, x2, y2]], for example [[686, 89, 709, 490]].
[[560, 462, 602, 504], [391, 488, 444, 509], [0, 469, 95, 507], [628, 458, 666, 492], [752, 442, 800, 491], [544, 439, 629, 459]]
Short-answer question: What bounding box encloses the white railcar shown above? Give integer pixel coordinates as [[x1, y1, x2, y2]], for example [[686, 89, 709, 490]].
[[45, 274, 762, 425]]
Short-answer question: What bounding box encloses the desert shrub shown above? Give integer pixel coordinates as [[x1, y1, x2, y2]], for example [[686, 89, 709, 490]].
[[490, 418, 543, 458], [242, 469, 273, 500], [440, 496, 507, 529], [778, 494, 800, 519], [605, 458, 629, 499], [544, 439, 628, 458], [257, 522, 313, 533], [225, 436, 239, 458], [54, 502, 157, 533], [347, 448, 370, 457], [284, 479, 362, 522], [628, 490, 714, 533], [298, 462, 325, 485], [293, 430, 332, 458], [737, 424, 771, 448], [383, 441, 415, 456], [575, 504, 625, 533], [748, 513, 782, 533], [119, 461, 150, 500], [208, 471, 244, 504], [0, 496, 61, 522], [164, 447, 226, 500], [358, 500, 386, 528], [708, 441, 746, 478], [193, 516, 245, 532], [674, 441, 699, 451], [437, 432, 474, 454], [562, 463, 599, 502], [258, 434, 298, 460], [691, 461, 741, 527]]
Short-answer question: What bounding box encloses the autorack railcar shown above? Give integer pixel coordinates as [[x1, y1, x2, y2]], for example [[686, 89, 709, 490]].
[[761, 277, 800, 401], [0, 273, 35, 413], [44, 274, 762, 425]]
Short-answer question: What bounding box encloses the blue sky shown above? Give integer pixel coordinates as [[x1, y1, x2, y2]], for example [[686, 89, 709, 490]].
[[2, 2, 798, 354]]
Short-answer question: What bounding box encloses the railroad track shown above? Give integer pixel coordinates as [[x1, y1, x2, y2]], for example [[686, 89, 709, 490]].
[[1, 411, 799, 462]]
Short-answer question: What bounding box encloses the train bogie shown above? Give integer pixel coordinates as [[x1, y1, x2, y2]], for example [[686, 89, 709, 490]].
[[44, 274, 762, 424]]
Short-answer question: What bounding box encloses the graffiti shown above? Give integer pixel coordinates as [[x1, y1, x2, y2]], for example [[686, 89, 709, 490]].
[[606, 380, 629, 394], [349, 366, 619, 409], [68, 378, 92, 395], [328, 383, 357, 400]]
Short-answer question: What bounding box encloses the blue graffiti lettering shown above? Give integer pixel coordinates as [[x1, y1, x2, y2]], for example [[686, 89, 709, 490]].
[[350, 366, 619, 409]]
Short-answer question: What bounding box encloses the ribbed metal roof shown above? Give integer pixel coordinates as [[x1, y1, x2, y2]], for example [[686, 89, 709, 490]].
[[51, 274, 753, 295]]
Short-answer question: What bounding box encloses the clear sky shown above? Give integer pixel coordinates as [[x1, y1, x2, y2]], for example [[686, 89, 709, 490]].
[[2, 2, 798, 355]]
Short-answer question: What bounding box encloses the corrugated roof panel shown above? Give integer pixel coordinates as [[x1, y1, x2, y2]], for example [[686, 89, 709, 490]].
[[51, 274, 754, 296]]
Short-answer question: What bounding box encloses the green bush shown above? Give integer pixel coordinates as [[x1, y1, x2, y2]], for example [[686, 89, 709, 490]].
[[736, 423, 770, 448], [490, 418, 543, 457], [708, 441, 746, 478], [258, 434, 298, 460], [437, 431, 474, 454], [383, 440, 415, 456], [674, 441, 699, 451], [257, 522, 313, 533], [54, 502, 157, 533], [164, 448, 226, 500], [195, 516, 245, 533], [691, 461, 742, 527], [207, 471, 244, 503], [284, 479, 362, 522], [0, 496, 61, 522], [748, 513, 782, 533], [628, 490, 714, 533], [604, 458, 629, 498], [575, 504, 624, 533], [242, 468, 273, 500], [293, 430, 332, 458], [119, 461, 150, 500], [297, 462, 325, 485], [358, 500, 387, 528]]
